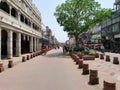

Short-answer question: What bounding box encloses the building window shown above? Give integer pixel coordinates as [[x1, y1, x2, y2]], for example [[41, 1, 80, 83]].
[[0, 2, 10, 14], [20, 14, 24, 22], [112, 23, 119, 33], [33, 23, 35, 29], [25, 18, 28, 25], [28, 20, 31, 26], [101, 28, 106, 36], [107, 25, 112, 34], [11, 8, 18, 18]]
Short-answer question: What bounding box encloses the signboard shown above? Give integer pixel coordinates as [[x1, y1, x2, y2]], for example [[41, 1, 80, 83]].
[[114, 34, 120, 38]]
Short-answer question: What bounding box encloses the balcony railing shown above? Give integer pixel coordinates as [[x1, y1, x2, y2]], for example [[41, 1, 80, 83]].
[[10, 0, 41, 23], [112, 8, 120, 18], [0, 10, 42, 37]]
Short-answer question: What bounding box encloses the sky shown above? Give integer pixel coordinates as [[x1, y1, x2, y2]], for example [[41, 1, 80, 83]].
[[33, 0, 115, 43]]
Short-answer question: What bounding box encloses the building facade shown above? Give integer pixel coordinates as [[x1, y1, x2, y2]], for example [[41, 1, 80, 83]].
[[0, 0, 42, 59], [91, 24, 101, 44], [100, 0, 120, 51]]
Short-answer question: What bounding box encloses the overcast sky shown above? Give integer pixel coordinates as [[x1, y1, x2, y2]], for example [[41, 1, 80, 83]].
[[33, 0, 115, 43]]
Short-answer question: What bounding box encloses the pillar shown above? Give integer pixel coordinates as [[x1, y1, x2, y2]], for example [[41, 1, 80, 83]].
[[7, 30, 13, 59], [18, 12, 21, 21], [30, 37, 33, 52], [36, 38, 39, 51], [0, 27, 1, 60], [27, 36, 29, 41], [37, 38, 39, 51], [16, 32, 21, 57], [34, 37, 36, 52], [10, 6, 12, 17]]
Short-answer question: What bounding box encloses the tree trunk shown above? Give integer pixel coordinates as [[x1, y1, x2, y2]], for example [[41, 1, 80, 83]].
[[75, 35, 79, 48]]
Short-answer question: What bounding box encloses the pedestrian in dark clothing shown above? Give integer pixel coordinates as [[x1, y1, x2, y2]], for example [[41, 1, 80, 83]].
[[100, 44, 105, 54], [41, 44, 47, 55]]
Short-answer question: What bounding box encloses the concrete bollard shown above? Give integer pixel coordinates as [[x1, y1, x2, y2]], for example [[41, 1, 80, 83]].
[[113, 57, 119, 64], [30, 54, 33, 59], [89, 70, 99, 85], [100, 54, 104, 59], [8, 60, 13, 68], [82, 64, 89, 75], [75, 55, 79, 65], [103, 81, 116, 90], [33, 53, 36, 57], [70, 53, 73, 59], [39, 51, 42, 55], [0, 63, 4, 72], [27, 55, 30, 60], [35, 52, 38, 56], [72, 54, 76, 62], [38, 52, 40, 55], [77, 54, 84, 59], [106, 55, 110, 62], [22, 56, 26, 62], [95, 53, 99, 58], [69, 52, 72, 56], [78, 60, 83, 69]]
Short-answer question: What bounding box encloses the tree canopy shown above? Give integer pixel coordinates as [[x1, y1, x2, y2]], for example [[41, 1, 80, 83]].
[[54, 0, 113, 46]]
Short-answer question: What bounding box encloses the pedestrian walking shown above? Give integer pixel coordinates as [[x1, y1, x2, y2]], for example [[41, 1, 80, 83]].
[[100, 44, 105, 54], [41, 44, 48, 55]]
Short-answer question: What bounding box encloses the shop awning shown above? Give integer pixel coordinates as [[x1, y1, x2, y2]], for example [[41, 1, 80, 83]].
[[39, 38, 49, 44]]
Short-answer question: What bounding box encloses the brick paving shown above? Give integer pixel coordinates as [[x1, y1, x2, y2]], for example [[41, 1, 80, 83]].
[[0, 48, 120, 90]]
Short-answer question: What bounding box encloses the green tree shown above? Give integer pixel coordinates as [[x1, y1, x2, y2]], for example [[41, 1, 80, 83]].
[[54, 0, 112, 47], [94, 8, 113, 24]]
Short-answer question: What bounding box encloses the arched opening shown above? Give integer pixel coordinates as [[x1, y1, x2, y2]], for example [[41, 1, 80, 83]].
[[36, 26, 38, 30], [20, 14, 24, 22], [1, 30, 8, 59], [0, 1, 10, 14], [25, 18, 28, 25], [34, 25, 37, 30], [13, 33, 17, 56], [21, 35, 25, 54], [33, 23, 35, 29], [11, 8, 18, 18], [21, 35, 30, 54], [33, 38, 35, 52], [38, 27, 39, 31], [28, 20, 31, 26], [26, 37, 30, 52]]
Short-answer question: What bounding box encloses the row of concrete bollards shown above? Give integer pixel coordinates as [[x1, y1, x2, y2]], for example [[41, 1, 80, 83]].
[[70, 53, 116, 90], [22, 51, 42, 62], [100, 54, 119, 64], [0, 60, 14, 72], [0, 48, 53, 73]]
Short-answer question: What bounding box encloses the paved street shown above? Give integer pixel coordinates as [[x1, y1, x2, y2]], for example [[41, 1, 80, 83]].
[[0, 48, 120, 90], [0, 48, 100, 90], [0, 0, 118, 90]]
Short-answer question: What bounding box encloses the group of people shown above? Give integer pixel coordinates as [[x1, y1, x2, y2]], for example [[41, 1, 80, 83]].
[[62, 43, 105, 55], [54, 44, 60, 49], [41, 44, 60, 55]]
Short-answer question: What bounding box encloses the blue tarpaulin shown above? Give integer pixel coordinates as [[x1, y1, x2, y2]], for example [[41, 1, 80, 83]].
[[39, 38, 49, 44]]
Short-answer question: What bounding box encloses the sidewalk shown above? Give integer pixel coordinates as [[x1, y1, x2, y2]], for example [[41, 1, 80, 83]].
[[83, 51, 120, 90], [0, 53, 32, 70]]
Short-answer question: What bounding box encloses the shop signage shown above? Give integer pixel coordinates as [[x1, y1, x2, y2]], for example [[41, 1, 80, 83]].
[[114, 34, 120, 38]]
